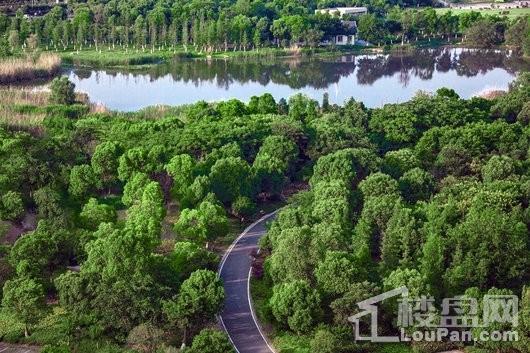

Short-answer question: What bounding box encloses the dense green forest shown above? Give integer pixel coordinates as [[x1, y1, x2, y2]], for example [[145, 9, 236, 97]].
[[0, 0, 528, 57], [0, 70, 529, 353], [259, 77, 530, 351]]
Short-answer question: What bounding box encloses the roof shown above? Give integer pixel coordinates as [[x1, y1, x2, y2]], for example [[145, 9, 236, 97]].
[[342, 20, 357, 29], [316, 7, 368, 14]]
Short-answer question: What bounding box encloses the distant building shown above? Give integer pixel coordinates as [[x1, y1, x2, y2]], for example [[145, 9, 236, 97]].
[[315, 7, 368, 17], [315, 8, 368, 45], [321, 19, 360, 46], [334, 34, 356, 45]]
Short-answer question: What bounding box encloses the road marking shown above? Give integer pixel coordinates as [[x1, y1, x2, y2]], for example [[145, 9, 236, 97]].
[[218, 211, 277, 274], [218, 314, 241, 353], [218, 210, 279, 353], [247, 267, 277, 353]]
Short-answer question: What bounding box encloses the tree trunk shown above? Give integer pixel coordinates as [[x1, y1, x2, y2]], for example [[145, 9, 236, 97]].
[[181, 326, 188, 348]]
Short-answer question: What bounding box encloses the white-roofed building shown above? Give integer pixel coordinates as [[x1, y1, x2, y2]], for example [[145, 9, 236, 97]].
[[315, 7, 368, 17]]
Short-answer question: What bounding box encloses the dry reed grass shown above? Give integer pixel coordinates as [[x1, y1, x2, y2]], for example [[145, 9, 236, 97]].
[[0, 53, 61, 84], [0, 87, 93, 127], [0, 110, 47, 127], [0, 88, 49, 127], [0, 88, 50, 105]]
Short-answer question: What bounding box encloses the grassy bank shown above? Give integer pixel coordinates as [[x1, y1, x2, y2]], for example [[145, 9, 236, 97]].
[[57, 46, 323, 67], [59, 47, 196, 67], [49, 46, 383, 69], [435, 7, 530, 20], [0, 54, 61, 84], [52, 39, 476, 68], [55, 45, 386, 68]]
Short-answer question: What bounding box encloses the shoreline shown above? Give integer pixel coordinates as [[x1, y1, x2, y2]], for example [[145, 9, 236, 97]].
[[54, 40, 459, 68], [1, 41, 524, 76], [56, 40, 529, 69], [0, 54, 62, 85]]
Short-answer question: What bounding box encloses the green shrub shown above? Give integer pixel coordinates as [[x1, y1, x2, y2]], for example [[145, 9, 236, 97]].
[[12, 104, 39, 114], [0, 191, 25, 221], [43, 116, 75, 132], [41, 345, 71, 353], [273, 332, 311, 353], [0, 38, 11, 58], [0, 257, 14, 297], [310, 329, 336, 353], [73, 340, 133, 353], [49, 77, 75, 105], [44, 104, 89, 119], [412, 341, 460, 353], [187, 328, 234, 353], [0, 221, 10, 241], [373, 343, 413, 353], [231, 196, 256, 218], [250, 277, 275, 324], [79, 198, 117, 230], [27, 307, 70, 345], [0, 310, 24, 342]]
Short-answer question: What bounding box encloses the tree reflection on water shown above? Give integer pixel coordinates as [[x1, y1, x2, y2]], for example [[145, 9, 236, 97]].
[[71, 48, 527, 91]]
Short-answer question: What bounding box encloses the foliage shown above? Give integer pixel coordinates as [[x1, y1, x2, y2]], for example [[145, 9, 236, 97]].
[[270, 280, 321, 333], [126, 323, 164, 353], [208, 157, 252, 204], [69, 164, 97, 200], [50, 77, 76, 105], [0, 191, 24, 221], [122, 172, 151, 206], [231, 196, 256, 218], [91, 142, 121, 185], [79, 198, 117, 230], [0, 0, 523, 64], [0, 63, 528, 352], [464, 19, 504, 48], [165, 154, 195, 202], [163, 270, 224, 342], [174, 199, 229, 243], [9, 220, 73, 278], [253, 135, 298, 196], [1, 277, 46, 337], [310, 329, 337, 353], [41, 345, 71, 353], [186, 329, 235, 353], [171, 242, 219, 283]]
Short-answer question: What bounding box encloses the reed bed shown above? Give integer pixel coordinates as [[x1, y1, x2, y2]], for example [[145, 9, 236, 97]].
[[0, 89, 48, 127], [0, 54, 61, 84], [0, 109, 47, 127], [0, 88, 50, 105], [0, 86, 94, 128]]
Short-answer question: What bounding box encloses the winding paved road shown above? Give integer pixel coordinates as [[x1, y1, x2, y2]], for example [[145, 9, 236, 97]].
[[219, 212, 277, 353]]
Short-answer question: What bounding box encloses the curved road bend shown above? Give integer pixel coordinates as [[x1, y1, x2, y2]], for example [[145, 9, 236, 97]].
[[219, 211, 278, 353]]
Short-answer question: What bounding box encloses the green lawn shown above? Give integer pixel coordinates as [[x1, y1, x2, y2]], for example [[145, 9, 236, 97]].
[[435, 7, 530, 19], [58, 47, 188, 67], [54, 45, 382, 68], [57, 46, 299, 67]]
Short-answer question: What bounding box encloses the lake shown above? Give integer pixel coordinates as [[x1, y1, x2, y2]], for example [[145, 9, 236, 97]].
[[65, 47, 529, 111]]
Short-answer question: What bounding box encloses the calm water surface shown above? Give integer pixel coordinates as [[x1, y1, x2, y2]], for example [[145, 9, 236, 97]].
[[65, 48, 529, 111]]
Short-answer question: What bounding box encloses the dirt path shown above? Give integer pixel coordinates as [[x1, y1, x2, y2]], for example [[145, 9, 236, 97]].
[[1, 212, 37, 245], [0, 343, 40, 353]]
